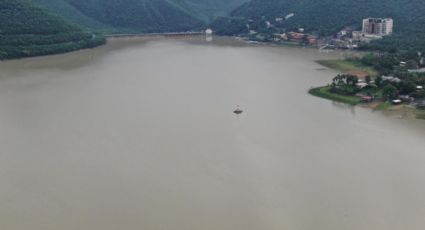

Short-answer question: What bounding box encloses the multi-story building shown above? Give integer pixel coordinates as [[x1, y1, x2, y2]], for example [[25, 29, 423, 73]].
[[362, 18, 393, 36]]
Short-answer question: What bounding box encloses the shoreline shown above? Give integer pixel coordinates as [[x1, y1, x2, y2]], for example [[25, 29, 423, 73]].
[[0, 34, 355, 62], [309, 78, 425, 121], [0, 34, 210, 62], [0, 35, 106, 62]]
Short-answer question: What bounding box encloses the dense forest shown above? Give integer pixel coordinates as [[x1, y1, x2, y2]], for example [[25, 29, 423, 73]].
[[211, 0, 425, 53], [32, 0, 113, 31], [60, 0, 201, 32], [0, 0, 104, 60]]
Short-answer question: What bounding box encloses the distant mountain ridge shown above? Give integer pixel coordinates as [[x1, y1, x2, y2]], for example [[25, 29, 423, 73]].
[[62, 0, 201, 32], [32, 0, 249, 33]]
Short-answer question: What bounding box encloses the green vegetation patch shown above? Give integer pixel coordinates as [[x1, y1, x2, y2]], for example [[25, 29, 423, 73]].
[[375, 102, 392, 110], [309, 86, 360, 105]]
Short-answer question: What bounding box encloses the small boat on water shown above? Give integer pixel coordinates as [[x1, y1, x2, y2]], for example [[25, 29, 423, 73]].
[[234, 106, 243, 115]]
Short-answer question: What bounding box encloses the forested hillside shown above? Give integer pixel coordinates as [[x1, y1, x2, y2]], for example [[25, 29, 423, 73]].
[[32, 0, 112, 31], [64, 0, 202, 32], [0, 0, 104, 59], [32, 0, 248, 33], [211, 0, 425, 52]]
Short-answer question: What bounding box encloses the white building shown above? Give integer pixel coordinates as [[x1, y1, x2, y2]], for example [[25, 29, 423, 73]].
[[362, 18, 393, 36]]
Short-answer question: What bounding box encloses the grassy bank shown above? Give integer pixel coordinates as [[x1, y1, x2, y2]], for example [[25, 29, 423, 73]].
[[308, 86, 360, 105], [316, 59, 378, 77], [374, 102, 392, 110]]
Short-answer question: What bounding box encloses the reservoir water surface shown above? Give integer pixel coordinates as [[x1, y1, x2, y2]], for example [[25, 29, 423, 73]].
[[1, 37, 425, 230]]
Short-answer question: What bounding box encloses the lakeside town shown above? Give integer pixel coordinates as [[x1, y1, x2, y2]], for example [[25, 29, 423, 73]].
[[306, 19, 425, 119], [235, 15, 425, 119], [311, 57, 425, 114], [239, 15, 396, 49]]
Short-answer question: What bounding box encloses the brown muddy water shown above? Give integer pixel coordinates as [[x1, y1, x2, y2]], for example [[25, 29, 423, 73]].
[[1, 37, 425, 230]]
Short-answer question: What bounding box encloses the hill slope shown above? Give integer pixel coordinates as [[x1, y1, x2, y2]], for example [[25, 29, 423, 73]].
[[42, 0, 202, 32], [0, 0, 104, 59], [32, 0, 112, 31], [211, 0, 425, 52], [32, 0, 248, 32], [171, 0, 248, 22]]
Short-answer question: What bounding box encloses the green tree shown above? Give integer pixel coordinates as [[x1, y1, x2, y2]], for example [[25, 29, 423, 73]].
[[346, 75, 359, 86], [375, 76, 383, 87], [382, 84, 398, 100], [399, 80, 416, 94]]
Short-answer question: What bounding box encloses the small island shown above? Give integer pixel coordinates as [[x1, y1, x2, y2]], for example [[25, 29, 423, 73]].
[[310, 54, 425, 120]]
